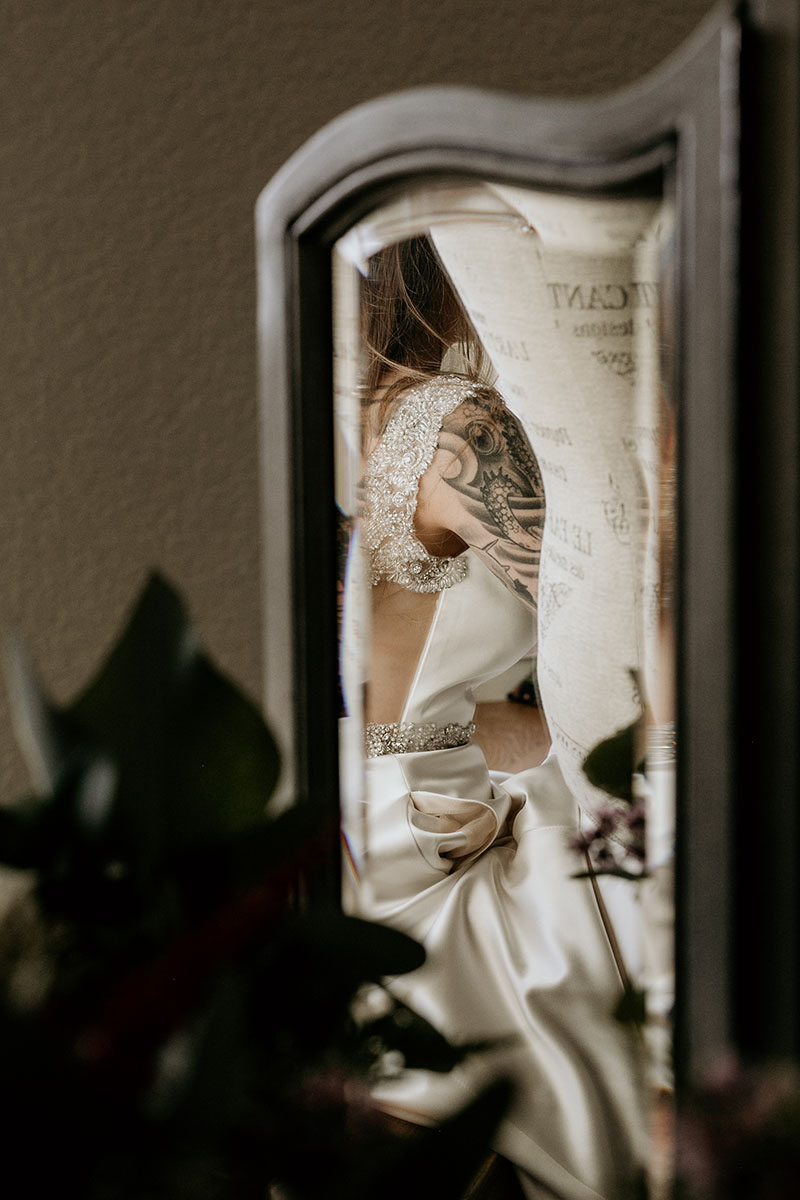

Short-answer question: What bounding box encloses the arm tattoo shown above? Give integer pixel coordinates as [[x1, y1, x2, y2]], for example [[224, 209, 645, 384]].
[[436, 391, 545, 608]]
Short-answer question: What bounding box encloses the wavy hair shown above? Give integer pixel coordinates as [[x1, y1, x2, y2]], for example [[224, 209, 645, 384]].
[[360, 235, 492, 437]]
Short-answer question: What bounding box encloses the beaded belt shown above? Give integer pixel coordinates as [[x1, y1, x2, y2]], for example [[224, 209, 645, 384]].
[[365, 720, 476, 758]]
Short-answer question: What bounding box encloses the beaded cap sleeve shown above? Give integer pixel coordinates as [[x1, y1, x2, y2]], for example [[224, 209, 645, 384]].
[[361, 374, 475, 593]]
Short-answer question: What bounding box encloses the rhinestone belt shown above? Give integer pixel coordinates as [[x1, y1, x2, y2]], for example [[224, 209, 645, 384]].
[[365, 720, 476, 758]]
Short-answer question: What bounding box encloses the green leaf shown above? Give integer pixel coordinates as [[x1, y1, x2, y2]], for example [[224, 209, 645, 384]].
[[70, 573, 191, 771], [290, 909, 426, 981], [2, 631, 86, 792], [614, 984, 647, 1026], [0, 794, 54, 868], [170, 803, 324, 913], [62, 574, 192, 863], [64, 573, 279, 858], [1, 572, 282, 925], [583, 721, 638, 803], [0, 750, 116, 870], [364, 999, 504, 1073], [244, 910, 428, 1065], [164, 650, 280, 848], [337, 1080, 513, 1200], [260, 910, 426, 1026]]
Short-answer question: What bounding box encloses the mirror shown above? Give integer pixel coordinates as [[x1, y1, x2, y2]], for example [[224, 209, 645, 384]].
[[333, 178, 677, 1196], [256, 4, 800, 1192]]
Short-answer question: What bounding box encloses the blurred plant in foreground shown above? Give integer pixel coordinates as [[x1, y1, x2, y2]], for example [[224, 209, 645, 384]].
[[675, 1055, 800, 1199], [0, 573, 509, 1199], [574, 715, 648, 881]]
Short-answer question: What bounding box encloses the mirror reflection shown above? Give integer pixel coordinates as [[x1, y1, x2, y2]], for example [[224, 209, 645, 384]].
[[334, 178, 676, 1198]]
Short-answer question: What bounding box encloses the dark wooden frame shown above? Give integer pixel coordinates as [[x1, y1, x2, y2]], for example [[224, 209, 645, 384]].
[[256, 0, 800, 1094]]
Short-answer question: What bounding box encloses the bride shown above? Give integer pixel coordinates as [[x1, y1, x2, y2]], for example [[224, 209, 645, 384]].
[[341, 235, 647, 1200]]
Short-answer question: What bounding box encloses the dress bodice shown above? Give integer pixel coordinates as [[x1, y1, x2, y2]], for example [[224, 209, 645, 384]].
[[398, 548, 533, 729]]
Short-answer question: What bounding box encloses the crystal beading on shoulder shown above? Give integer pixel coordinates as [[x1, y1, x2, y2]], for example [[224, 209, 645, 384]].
[[361, 375, 477, 593], [365, 720, 476, 758]]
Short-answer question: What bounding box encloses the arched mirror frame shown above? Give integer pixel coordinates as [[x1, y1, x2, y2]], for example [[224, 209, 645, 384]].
[[256, 0, 800, 1096]]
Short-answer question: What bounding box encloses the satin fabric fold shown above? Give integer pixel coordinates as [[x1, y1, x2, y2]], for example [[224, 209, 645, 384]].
[[349, 749, 648, 1199]]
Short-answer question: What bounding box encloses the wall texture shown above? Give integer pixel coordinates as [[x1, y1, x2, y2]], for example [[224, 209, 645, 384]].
[[0, 0, 715, 799]]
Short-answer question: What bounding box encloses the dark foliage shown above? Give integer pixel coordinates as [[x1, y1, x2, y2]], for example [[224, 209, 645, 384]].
[[0, 573, 508, 1199]]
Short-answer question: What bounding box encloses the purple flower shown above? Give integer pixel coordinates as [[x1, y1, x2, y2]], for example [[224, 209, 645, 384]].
[[594, 808, 619, 837], [593, 844, 617, 870], [568, 830, 595, 854], [625, 802, 646, 832]]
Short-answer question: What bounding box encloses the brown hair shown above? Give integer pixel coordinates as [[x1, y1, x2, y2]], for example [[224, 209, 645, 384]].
[[360, 235, 491, 437]]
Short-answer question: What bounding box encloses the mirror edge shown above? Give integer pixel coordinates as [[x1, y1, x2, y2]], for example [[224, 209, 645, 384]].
[[255, 2, 800, 1095]]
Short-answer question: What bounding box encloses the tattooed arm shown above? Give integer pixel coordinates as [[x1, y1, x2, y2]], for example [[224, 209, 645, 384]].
[[416, 390, 545, 610]]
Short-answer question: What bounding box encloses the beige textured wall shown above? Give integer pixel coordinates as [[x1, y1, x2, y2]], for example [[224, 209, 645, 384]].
[[0, 0, 714, 800]]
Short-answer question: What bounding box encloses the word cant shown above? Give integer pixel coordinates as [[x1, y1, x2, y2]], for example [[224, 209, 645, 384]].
[[546, 282, 659, 311]]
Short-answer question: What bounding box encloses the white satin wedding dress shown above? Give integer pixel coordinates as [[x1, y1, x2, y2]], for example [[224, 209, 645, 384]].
[[342, 376, 647, 1200]]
